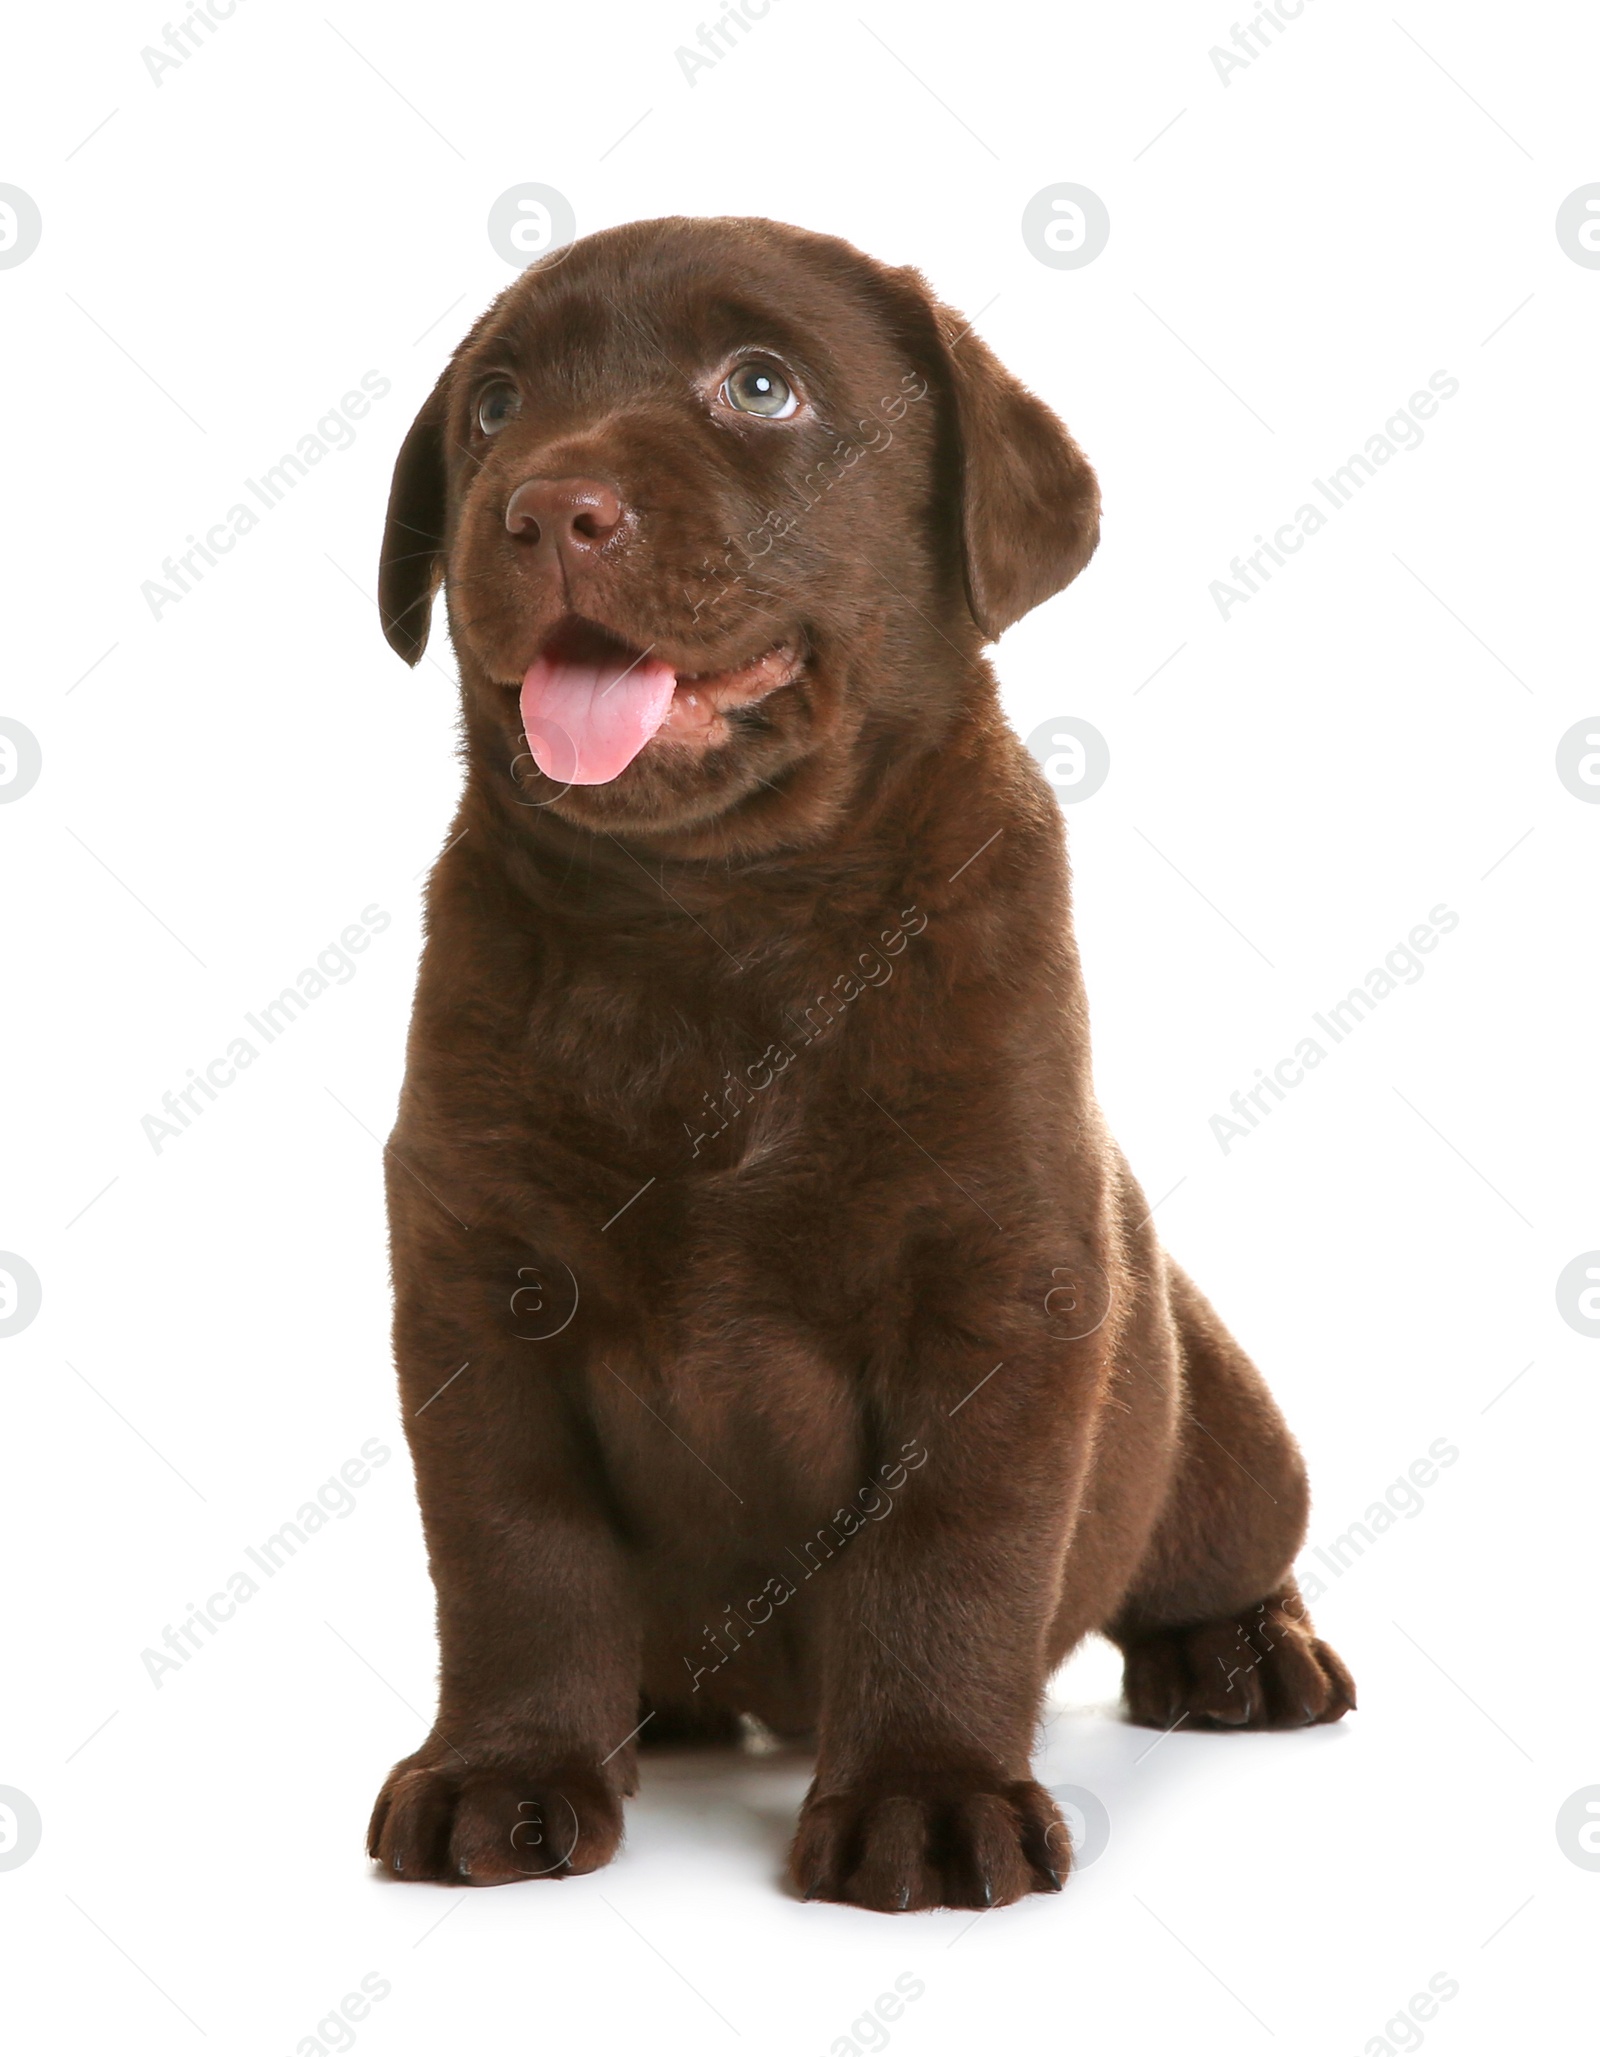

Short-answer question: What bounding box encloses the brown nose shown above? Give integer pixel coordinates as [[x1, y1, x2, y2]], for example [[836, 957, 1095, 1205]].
[[504, 476, 624, 550]]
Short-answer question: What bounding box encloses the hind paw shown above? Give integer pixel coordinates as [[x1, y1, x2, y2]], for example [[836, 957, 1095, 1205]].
[[1123, 1595, 1355, 1731]]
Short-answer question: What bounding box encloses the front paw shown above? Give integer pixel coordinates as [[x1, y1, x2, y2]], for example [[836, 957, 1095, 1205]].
[[790, 1769, 1066, 1911], [367, 1754, 623, 1885]]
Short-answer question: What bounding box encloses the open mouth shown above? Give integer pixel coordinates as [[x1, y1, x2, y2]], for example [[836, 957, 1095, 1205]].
[[518, 616, 804, 786]]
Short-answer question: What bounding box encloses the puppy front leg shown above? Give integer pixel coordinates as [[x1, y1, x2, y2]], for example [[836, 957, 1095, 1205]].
[[791, 1357, 1091, 1911], [368, 1321, 640, 1886]]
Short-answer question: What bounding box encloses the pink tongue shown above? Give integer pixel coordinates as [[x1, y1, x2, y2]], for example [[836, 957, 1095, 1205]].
[[519, 648, 678, 785]]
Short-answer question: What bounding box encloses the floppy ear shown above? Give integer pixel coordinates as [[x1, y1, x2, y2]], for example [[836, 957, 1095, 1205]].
[[926, 299, 1101, 642], [378, 372, 451, 664]]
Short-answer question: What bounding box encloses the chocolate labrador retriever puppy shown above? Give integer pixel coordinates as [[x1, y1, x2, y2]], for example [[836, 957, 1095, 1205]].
[[365, 215, 1353, 1911]]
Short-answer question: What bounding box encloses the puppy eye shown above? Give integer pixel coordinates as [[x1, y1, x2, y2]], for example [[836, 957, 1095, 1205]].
[[722, 361, 798, 419], [477, 381, 522, 435]]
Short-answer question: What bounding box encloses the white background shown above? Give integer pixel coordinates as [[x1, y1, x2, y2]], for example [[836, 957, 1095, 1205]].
[[3, 0, 1597, 2050]]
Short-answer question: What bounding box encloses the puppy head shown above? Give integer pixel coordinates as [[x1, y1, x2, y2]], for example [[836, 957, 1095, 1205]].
[[380, 216, 1098, 844]]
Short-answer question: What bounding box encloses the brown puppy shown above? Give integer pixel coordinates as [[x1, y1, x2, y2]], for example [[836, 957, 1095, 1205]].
[[366, 216, 1353, 1912]]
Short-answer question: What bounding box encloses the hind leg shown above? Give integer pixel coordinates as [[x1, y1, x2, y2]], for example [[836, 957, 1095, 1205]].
[[1117, 1580, 1355, 1730], [1107, 1265, 1355, 1731]]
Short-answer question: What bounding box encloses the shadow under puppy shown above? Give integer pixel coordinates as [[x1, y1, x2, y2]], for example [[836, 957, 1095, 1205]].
[[366, 215, 1353, 1912]]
